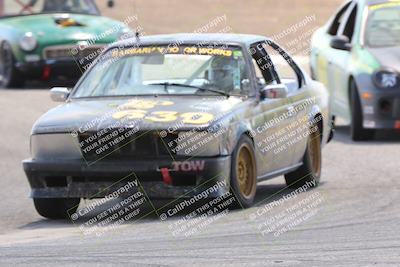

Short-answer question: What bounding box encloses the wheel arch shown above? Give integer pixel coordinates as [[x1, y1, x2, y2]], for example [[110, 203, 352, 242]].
[[309, 105, 324, 142], [348, 75, 355, 107], [229, 120, 256, 151], [315, 113, 324, 142], [348, 74, 362, 107]]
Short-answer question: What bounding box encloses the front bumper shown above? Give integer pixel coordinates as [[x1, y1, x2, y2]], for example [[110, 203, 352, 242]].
[[361, 90, 400, 129], [23, 156, 231, 199], [357, 74, 400, 130], [15, 59, 84, 80]]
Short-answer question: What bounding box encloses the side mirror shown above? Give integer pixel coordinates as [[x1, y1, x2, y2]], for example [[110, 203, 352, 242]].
[[241, 79, 251, 92], [260, 84, 288, 100], [107, 0, 114, 8], [50, 87, 69, 102], [330, 35, 352, 51]]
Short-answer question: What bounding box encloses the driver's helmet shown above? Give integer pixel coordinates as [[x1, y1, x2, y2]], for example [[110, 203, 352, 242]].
[[209, 56, 236, 92]]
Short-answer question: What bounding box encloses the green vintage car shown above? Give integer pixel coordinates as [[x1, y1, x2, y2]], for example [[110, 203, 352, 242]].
[[0, 0, 132, 88]]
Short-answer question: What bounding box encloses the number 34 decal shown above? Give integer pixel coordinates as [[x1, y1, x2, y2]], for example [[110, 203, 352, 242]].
[[112, 110, 214, 124]]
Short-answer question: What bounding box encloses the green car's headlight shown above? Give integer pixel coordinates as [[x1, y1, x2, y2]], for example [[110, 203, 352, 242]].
[[19, 32, 38, 52], [373, 70, 399, 89], [117, 28, 135, 41]]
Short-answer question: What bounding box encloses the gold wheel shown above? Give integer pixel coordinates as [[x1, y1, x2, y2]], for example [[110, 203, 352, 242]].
[[236, 143, 256, 199], [308, 127, 321, 178]]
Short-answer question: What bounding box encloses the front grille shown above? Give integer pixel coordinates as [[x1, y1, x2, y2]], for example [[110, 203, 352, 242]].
[[45, 176, 68, 187], [78, 129, 177, 161], [157, 132, 178, 156], [43, 45, 104, 60]]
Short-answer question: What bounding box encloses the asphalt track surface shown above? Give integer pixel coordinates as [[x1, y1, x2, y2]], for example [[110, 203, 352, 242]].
[[0, 87, 399, 267]]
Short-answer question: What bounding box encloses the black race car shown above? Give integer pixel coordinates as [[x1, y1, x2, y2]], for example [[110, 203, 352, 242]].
[[23, 33, 332, 219]]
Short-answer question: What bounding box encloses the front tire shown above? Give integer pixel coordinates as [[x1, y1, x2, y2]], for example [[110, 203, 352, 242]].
[[34, 198, 80, 219], [230, 135, 257, 208], [350, 81, 374, 141], [285, 124, 321, 188], [0, 42, 26, 88]]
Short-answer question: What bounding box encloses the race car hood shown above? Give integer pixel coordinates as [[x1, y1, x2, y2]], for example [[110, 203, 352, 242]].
[[367, 46, 400, 72], [3, 13, 124, 45], [32, 96, 248, 134]]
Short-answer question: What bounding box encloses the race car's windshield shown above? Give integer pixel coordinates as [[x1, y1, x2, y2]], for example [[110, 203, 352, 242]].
[[72, 45, 250, 98], [365, 4, 400, 47], [0, 0, 99, 17]]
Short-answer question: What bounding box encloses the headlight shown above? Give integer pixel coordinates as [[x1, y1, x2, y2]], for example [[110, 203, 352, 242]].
[[117, 28, 134, 41], [19, 32, 37, 51], [373, 70, 399, 89], [175, 131, 221, 156], [31, 134, 81, 160]]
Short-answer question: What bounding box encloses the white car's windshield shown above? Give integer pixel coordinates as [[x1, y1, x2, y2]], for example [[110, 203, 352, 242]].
[[366, 4, 400, 47], [0, 0, 99, 17], [72, 45, 250, 98]]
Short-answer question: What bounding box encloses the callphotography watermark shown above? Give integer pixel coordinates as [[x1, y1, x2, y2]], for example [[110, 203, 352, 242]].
[[69, 176, 149, 237], [158, 105, 234, 159], [158, 179, 238, 238], [286, 25, 319, 56], [250, 97, 322, 156], [70, 102, 147, 165], [68, 14, 144, 71], [249, 182, 324, 238], [270, 15, 316, 43], [193, 14, 228, 33]]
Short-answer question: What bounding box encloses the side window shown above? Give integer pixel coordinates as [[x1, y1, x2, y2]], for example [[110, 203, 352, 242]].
[[341, 4, 358, 41], [250, 43, 276, 87], [252, 59, 267, 86], [328, 1, 352, 35], [262, 42, 302, 93]]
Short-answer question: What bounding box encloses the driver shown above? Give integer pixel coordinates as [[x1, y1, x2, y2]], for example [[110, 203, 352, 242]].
[[208, 56, 236, 92]]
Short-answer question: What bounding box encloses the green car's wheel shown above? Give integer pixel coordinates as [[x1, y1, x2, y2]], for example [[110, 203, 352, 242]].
[[0, 42, 25, 88], [34, 198, 80, 219], [285, 125, 321, 188], [230, 135, 257, 208], [350, 81, 374, 141]]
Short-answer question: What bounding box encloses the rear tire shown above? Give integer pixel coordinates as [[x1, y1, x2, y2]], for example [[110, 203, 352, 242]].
[[350, 81, 374, 141], [230, 135, 257, 208], [285, 125, 321, 189], [0, 42, 26, 88], [34, 198, 80, 219]]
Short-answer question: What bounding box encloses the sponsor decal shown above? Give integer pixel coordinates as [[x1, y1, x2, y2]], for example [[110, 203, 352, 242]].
[[112, 46, 234, 57], [369, 1, 400, 11], [113, 109, 214, 124], [364, 120, 376, 128], [120, 100, 174, 110], [172, 160, 205, 171], [364, 106, 374, 115]]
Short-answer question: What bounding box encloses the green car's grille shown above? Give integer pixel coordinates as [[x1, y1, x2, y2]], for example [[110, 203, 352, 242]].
[[43, 45, 104, 60]]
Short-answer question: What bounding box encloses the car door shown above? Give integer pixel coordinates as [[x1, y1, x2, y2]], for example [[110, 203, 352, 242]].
[[327, 2, 358, 122], [249, 41, 295, 173], [262, 41, 310, 167], [312, 1, 353, 119]]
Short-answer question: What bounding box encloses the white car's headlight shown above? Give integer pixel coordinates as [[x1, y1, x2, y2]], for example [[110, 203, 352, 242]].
[[373, 70, 399, 89], [19, 32, 38, 52]]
